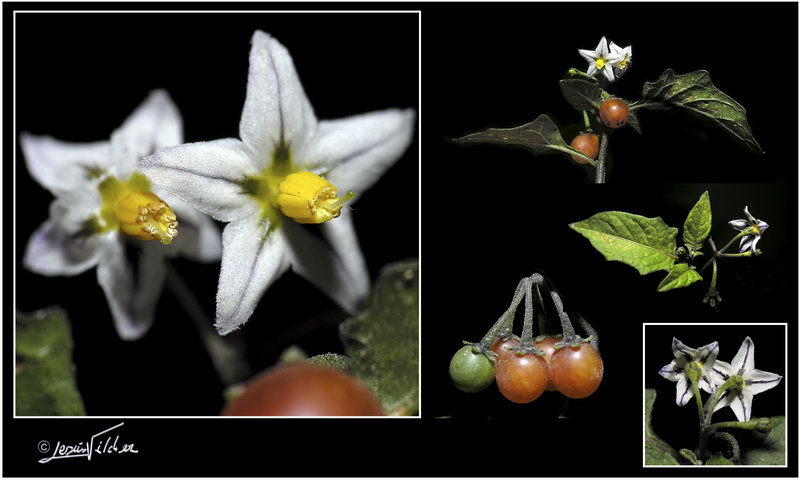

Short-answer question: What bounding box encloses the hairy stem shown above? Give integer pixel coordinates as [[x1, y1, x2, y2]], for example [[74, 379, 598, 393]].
[[479, 278, 527, 347], [595, 131, 608, 183], [519, 278, 535, 347], [165, 263, 250, 387], [712, 431, 741, 463], [700, 232, 745, 273], [549, 289, 575, 337]]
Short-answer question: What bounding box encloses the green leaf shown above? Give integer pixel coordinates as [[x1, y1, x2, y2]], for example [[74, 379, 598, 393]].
[[560, 79, 601, 110], [641, 69, 762, 153], [743, 416, 785, 465], [452, 114, 576, 159], [340, 260, 419, 416], [16, 308, 86, 416], [657, 263, 703, 292], [683, 191, 712, 251], [645, 389, 681, 465], [570, 212, 678, 275], [706, 455, 735, 465]]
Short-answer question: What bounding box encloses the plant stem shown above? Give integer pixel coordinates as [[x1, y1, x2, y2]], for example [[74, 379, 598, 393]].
[[700, 232, 745, 273], [532, 283, 550, 335], [712, 431, 741, 463], [582, 110, 592, 131], [718, 252, 752, 258], [711, 419, 767, 431], [548, 289, 575, 337], [165, 263, 251, 387], [595, 132, 608, 183], [478, 278, 527, 347], [519, 278, 535, 347], [691, 378, 706, 424]]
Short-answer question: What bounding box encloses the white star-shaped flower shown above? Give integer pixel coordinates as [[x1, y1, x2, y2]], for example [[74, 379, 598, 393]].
[[728, 206, 769, 253], [609, 41, 633, 78], [21, 90, 222, 340], [140, 31, 416, 335], [658, 338, 719, 406], [712, 337, 783, 422], [578, 37, 623, 82]]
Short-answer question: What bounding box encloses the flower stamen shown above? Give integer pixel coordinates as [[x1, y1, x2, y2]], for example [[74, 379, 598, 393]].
[[278, 171, 354, 224], [116, 191, 179, 244]]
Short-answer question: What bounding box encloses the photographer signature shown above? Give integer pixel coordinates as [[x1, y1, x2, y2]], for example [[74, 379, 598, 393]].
[[38, 422, 138, 463]]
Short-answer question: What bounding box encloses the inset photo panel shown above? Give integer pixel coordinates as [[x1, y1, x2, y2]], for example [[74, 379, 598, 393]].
[[644, 323, 786, 468]]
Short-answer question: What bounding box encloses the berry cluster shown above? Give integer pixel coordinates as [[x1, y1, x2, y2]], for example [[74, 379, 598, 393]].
[[449, 273, 603, 404]]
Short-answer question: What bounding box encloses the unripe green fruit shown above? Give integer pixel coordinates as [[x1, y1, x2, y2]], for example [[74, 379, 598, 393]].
[[449, 345, 495, 393]]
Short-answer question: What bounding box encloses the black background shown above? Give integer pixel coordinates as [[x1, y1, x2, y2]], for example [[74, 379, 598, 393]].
[[6, 2, 799, 478]]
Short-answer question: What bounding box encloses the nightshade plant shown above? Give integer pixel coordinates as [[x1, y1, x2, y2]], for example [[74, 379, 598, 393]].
[[570, 191, 768, 306], [452, 37, 761, 183], [448, 273, 603, 404], [17, 27, 418, 416], [647, 337, 783, 465]]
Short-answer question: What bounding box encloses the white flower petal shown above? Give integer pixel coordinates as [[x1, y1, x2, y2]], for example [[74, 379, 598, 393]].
[[728, 219, 749, 230], [743, 206, 756, 223], [20, 133, 111, 195], [586, 64, 598, 78], [304, 109, 415, 196], [745, 369, 782, 395], [161, 191, 222, 262], [23, 218, 105, 276], [578, 49, 597, 63], [659, 361, 682, 381], [750, 235, 761, 252], [240, 30, 317, 167], [729, 391, 753, 421], [675, 375, 693, 406], [140, 139, 257, 222], [739, 236, 754, 253], [283, 216, 368, 315], [713, 388, 735, 413], [111, 90, 183, 178], [731, 336, 755, 375], [597, 37, 609, 57], [96, 238, 166, 340], [697, 341, 719, 364], [601, 66, 616, 82], [215, 212, 290, 335], [671, 338, 695, 362]]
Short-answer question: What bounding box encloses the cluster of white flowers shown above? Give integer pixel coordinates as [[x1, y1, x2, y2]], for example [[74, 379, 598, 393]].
[[659, 337, 782, 421], [20, 31, 416, 340], [578, 37, 632, 82]]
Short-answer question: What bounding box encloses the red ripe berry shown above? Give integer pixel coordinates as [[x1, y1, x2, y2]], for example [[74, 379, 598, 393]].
[[599, 98, 629, 129], [491, 336, 520, 360], [222, 364, 384, 416], [495, 352, 549, 404], [569, 133, 600, 164], [533, 336, 560, 391], [549, 343, 604, 399]]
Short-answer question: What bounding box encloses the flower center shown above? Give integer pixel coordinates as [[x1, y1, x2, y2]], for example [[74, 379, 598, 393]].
[[240, 143, 355, 226], [97, 172, 178, 245], [278, 171, 354, 224], [116, 191, 179, 244], [595, 57, 606, 69], [617, 56, 629, 69]]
